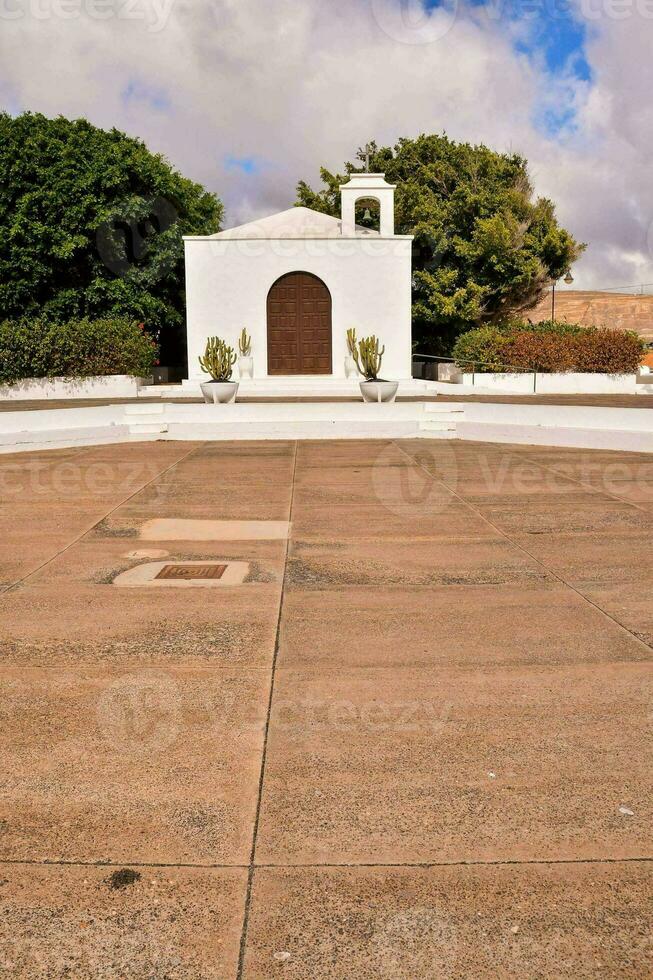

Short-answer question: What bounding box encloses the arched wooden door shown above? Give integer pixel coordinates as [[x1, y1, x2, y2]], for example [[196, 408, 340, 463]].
[[267, 272, 332, 375]]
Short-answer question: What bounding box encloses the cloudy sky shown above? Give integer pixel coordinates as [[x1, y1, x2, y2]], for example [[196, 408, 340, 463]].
[[2, 0, 653, 290]]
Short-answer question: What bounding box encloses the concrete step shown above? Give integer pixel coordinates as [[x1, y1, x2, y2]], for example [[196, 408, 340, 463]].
[[128, 423, 169, 435], [456, 420, 653, 453], [419, 406, 463, 434], [418, 420, 458, 432]]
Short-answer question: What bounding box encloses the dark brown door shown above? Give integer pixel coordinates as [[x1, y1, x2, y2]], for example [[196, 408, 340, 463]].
[[267, 272, 332, 375]]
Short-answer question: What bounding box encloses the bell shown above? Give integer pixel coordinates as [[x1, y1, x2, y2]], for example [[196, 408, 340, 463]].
[[363, 208, 372, 221]]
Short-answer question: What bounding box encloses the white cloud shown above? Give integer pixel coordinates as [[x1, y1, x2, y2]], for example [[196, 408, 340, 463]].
[[1, 0, 652, 290]]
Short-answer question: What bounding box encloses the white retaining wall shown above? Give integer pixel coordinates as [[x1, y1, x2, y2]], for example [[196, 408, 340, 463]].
[[0, 400, 651, 453], [0, 375, 148, 401], [458, 371, 642, 394], [456, 402, 653, 452]]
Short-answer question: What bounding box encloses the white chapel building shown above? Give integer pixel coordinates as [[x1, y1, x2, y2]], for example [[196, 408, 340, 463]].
[[183, 172, 414, 387]]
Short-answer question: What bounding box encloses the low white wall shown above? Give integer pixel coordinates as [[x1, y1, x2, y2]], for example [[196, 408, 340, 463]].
[[0, 375, 147, 401], [536, 373, 638, 394], [461, 372, 535, 394], [458, 372, 639, 394], [461, 402, 653, 430]]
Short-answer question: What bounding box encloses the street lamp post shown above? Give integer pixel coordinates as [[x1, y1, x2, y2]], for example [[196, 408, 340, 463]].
[[551, 270, 574, 321]]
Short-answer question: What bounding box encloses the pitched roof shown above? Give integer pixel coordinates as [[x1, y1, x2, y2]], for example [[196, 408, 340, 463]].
[[205, 206, 379, 240], [529, 291, 653, 343]]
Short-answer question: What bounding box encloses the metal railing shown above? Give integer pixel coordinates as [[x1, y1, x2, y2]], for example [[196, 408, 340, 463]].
[[412, 352, 538, 392]]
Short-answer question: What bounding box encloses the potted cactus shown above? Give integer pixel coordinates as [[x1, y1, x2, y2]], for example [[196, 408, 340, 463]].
[[345, 327, 358, 378], [199, 336, 238, 403], [352, 334, 398, 402], [238, 328, 253, 379]]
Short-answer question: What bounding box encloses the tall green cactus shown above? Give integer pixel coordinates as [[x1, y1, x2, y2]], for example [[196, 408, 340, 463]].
[[346, 327, 357, 357], [199, 336, 237, 381], [238, 328, 252, 357], [352, 334, 385, 381]]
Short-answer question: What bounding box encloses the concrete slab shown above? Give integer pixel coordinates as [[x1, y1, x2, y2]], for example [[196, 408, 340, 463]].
[[286, 536, 550, 590], [291, 497, 497, 542], [256, 662, 652, 865], [277, 583, 647, 670], [243, 864, 653, 978], [0, 580, 281, 668], [0, 666, 267, 864], [138, 519, 291, 541], [0, 865, 246, 978]]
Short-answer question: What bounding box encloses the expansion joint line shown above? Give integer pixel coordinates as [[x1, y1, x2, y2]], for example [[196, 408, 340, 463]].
[[0, 442, 204, 595], [394, 441, 652, 656], [236, 440, 298, 980]]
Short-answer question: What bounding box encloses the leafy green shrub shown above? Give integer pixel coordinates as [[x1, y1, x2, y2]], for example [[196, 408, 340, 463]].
[[0, 317, 158, 384], [450, 325, 511, 372], [453, 321, 645, 374], [521, 318, 584, 337]]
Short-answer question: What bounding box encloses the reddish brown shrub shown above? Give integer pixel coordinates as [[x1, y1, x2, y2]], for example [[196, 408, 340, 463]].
[[454, 323, 645, 373], [504, 330, 577, 372], [570, 328, 644, 374]]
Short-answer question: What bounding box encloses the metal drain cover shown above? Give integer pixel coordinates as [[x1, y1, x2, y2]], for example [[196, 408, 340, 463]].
[[156, 563, 227, 581], [112, 560, 250, 588]]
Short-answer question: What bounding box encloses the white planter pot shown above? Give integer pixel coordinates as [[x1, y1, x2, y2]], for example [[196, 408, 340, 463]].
[[344, 355, 357, 379], [200, 381, 239, 404], [238, 356, 253, 379], [359, 380, 399, 403]]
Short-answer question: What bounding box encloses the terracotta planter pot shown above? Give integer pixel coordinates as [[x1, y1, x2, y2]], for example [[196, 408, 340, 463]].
[[200, 381, 239, 404], [359, 380, 399, 403]]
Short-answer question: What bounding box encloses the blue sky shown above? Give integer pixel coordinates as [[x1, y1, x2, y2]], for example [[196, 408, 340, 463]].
[[462, 0, 592, 135], [429, 0, 591, 80]]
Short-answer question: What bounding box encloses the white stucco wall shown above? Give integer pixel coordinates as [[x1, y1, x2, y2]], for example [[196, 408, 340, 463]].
[[459, 371, 640, 394], [0, 375, 147, 400], [183, 235, 413, 381]]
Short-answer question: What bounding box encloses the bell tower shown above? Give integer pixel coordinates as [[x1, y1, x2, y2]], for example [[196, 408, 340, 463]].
[[339, 172, 397, 237]]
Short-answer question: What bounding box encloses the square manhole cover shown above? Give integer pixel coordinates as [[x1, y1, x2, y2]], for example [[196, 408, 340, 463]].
[[156, 564, 228, 581]]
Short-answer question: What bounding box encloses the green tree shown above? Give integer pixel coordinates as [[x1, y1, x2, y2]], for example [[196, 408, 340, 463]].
[[0, 112, 222, 366], [296, 135, 584, 354]]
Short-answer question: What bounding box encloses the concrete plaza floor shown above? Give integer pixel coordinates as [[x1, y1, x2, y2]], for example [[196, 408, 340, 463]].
[[0, 438, 651, 977]]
